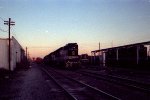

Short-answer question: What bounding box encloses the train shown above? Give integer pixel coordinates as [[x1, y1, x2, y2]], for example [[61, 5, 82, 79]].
[[79, 54, 89, 65], [44, 43, 80, 69]]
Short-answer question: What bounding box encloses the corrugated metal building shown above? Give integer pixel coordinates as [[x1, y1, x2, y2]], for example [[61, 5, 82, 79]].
[[0, 36, 25, 71]]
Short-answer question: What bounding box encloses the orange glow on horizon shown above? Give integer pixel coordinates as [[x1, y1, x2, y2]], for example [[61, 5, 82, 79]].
[[27, 41, 125, 58]]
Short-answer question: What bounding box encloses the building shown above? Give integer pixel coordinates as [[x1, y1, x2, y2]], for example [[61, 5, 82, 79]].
[[91, 41, 150, 68], [0, 36, 25, 71]]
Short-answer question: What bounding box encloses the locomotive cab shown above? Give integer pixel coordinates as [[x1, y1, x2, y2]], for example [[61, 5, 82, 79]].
[[64, 43, 80, 68]]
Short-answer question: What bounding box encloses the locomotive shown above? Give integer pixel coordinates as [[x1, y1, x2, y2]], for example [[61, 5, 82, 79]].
[[44, 43, 80, 69]]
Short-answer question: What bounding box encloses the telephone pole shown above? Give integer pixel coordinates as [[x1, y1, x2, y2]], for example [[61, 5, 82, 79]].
[[99, 42, 100, 51], [99, 42, 101, 67], [4, 18, 15, 71], [26, 47, 28, 60]]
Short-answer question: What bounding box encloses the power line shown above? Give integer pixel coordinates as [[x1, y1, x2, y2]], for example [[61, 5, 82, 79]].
[[28, 47, 51, 48], [0, 27, 8, 32], [11, 28, 20, 42], [0, 17, 5, 21], [0, 17, 8, 32]]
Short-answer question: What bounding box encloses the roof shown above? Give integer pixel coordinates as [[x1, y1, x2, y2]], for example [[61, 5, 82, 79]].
[[0, 38, 9, 40], [45, 43, 78, 57], [91, 41, 150, 53]]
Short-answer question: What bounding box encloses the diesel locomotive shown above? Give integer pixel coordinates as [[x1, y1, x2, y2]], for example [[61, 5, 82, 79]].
[[44, 43, 80, 69]]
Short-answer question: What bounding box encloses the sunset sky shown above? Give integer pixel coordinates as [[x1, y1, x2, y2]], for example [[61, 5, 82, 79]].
[[0, 0, 150, 58]]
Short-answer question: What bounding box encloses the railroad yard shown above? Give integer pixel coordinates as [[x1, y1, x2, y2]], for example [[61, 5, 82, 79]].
[[0, 63, 150, 100], [1, 1, 150, 100]]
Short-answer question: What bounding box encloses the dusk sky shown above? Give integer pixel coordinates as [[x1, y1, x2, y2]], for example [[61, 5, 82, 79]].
[[0, 0, 150, 58]]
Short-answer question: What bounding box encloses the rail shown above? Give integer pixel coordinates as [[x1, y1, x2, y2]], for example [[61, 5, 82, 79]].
[[46, 67, 121, 100], [41, 67, 77, 100], [78, 70, 150, 93]]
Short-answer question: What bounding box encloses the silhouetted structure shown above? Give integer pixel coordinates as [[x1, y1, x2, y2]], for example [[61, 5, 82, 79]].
[[44, 43, 80, 69], [79, 54, 89, 66], [0, 36, 26, 71], [91, 41, 150, 69]]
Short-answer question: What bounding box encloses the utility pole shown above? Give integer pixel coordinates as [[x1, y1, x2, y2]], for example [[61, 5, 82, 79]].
[[26, 47, 28, 60], [99, 42, 101, 67], [4, 18, 15, 71], [99, 42, 100, 52]]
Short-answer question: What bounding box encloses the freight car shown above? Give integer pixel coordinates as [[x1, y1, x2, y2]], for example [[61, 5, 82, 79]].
[[44, 43, 80, 69], [79, 54, 89, 66]]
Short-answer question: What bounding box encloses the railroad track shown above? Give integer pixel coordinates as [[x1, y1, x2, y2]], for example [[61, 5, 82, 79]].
[[107, 68, 150, 81], [77, 70, 150, 93], [41, 67, 120, 100], [41, 67, 77, 100]]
